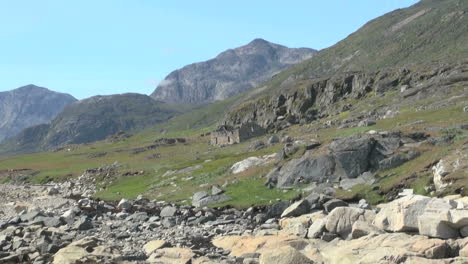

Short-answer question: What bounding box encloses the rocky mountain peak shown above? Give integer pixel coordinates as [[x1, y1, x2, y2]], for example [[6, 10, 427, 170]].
[[150, 39, 317, 104], [0, 85, 77, 142]]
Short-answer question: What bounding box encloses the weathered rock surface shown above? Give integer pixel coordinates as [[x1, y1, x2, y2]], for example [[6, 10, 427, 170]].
[[272, 133, 421, 188], [374, 194, 431, 232], [325, 207, 376, 239], [259, 246, 313, 264]]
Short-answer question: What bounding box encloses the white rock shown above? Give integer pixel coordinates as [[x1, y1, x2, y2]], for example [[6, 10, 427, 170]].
[[417, 199, 458, 239], [231, 156, 274, 174], [374, 195, 430, 232]]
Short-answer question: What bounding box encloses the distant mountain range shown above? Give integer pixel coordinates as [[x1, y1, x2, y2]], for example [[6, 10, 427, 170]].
[[151, 38, 317, 104], [0, 93, 181, 155], [0, 85, 76, 142]]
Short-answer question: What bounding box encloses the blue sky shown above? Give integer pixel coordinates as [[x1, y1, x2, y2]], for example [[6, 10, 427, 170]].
[[0, 0, 418, 99]]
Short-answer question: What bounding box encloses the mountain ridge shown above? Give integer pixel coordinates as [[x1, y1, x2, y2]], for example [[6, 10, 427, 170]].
[[0, 84, 77, 142], [0, 93, 182, 156], [150, 38, 317, 104]]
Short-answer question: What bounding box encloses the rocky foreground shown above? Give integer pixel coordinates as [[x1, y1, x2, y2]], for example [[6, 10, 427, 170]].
[[1, 178, 468, 264]]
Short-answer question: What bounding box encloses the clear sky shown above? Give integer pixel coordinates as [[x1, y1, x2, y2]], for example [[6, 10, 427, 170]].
[[0, 0, 418, 99]]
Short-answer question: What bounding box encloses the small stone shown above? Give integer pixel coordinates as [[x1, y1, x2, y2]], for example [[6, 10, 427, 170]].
[[160, 206, 177, 217], [117, 199, 132, 210], [268, 135, 280, 145], [211, 185, 224, 196]]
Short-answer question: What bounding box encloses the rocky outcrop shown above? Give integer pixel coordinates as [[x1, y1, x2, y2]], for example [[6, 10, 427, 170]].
[[221, 61, 467, 132], [0, 93, 180, 156], [432, 143, 468, 191], [0, 85, 76, 142], [151, 38, 316, 104], [221, 0, 468, 131], [269, 132, 421, 188]]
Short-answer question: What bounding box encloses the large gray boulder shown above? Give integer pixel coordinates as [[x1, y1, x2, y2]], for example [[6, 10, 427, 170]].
[[276, 154, 336, 188], [329, 135, 375, 179], [192, 192, 231, 207], [274, 133, 416, 188]]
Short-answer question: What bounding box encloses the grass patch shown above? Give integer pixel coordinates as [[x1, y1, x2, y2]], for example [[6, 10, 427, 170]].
[[214, 178, 302, 208]]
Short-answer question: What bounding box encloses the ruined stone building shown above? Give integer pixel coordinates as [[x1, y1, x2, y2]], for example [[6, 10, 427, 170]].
[[210, 123, 265, 146]]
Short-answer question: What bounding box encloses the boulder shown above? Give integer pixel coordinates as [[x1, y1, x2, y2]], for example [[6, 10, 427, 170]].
[[325, 207, 376, 239], [323, 199, 348, 213], [279, 213, 323, 238], [315, 233, 454, 263], [351, 220, 384, 239], [117, 198, 132, 210], [374, 195, 431, 232], [212, 235, 309, 257], [73, 217, 93, 231], [259, 246, 313, 264], [143, 240, 168, 255], [266, 201, 290, 218], [410, 239, 450, 259], [147, 247, 194, 264], [211, 185, 224, 195], [160, 206, 177, 217], [276, 154, 336, 188], [231, 157, 265, 174], [460, 243, 468, 257], [449, 209, 468, 228], [192, 194, 231, 207], [339, 172, 375, 190], [307, 218, 326, 239], [249, 141, 266, 151], [268, 135, 280, 144], [281, 200, 310, 218], [279, 214, 313, 228], [231, 154, 275, 174], [329, 135, 375, 179], [358, 119, 376, 127], [192, 191, 209, 203], [53, 237, 120, 264], [280, 221, 308, 238], [417, 199, 458, 239], [460, 226, 468, 238]]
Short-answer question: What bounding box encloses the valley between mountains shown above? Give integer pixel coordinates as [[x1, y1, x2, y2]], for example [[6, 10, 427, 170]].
[[0, 0, 467, 263]]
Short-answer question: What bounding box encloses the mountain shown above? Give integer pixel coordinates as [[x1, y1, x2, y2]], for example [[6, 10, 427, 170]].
[[0, 93, 181, 156], [221, 0, 468, 129], [292, 0, 468, 79], [150, 38, 317, 104], [0, 85, 77, 142]]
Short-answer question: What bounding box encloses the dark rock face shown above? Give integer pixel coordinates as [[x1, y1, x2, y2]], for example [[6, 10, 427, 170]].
[[0, 85, 76, 142], [151, 38, 316, 104], [273, 133, 422, 188], [0, 93, 179, 156], [276, 155, 336, 187]]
